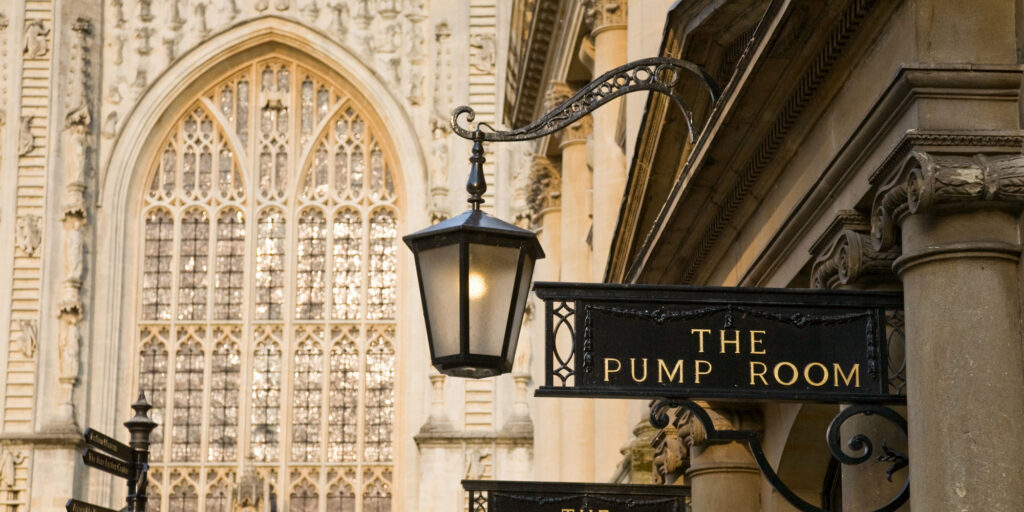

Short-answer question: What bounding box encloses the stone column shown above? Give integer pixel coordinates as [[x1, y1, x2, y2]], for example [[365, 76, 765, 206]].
[[810, 224, 907, 511], [555, 91, 596, 481], [682, 405, 761, 512], [585, 0, 628, 280], [873, 152, 1024, 511]]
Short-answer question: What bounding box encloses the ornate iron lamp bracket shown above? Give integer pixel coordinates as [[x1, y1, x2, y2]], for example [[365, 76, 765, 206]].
[[649, 399, 909, 512], [451, 57, 719, 143]]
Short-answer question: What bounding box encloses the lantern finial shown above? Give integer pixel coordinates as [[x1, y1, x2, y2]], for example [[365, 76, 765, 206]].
[[466, 138, 486, 210]]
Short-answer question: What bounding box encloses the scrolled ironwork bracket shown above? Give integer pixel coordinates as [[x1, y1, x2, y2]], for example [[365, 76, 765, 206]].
[[650, 400, 909, 512], [450, 57, 719, 143]]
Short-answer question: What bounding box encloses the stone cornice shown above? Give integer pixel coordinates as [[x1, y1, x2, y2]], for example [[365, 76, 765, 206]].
[[414, 429, 533, 447], [872, 151, 1024, 251]]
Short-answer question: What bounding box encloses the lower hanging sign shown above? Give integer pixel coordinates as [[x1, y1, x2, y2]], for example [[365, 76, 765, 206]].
[[463, 480, 690, 512]]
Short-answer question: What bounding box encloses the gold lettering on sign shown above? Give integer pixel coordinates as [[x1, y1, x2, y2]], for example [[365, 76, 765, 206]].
[[658, 359, 684, 383], [804, 362, 829, 387], [774, 361, 799, 386], [750, 361, 768, 385], [630, 358, 648, 382], [694, 360, 712, 383], [720, 329, 741, 354], [604, 358, 621, 381], [691, 328, 711, 352], [749, 330, 766, 354], [834, 363, 860, 387]]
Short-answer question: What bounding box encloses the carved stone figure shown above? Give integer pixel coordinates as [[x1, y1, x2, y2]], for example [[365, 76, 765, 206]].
[[0, 450, 24, 490], [102, 111, 119, 138], [14, 215, 41, 257], [254, 0, 269, 12], [194, 2, 210, 37], [22, 20, 49, 59], [138, 0, 154, 22], [275, 0, 290, 11], [170, 0, 186, 30], [164, 36, 180, 62], [328, 1, 349, 39], [58, 316, 81, 382], [355, 0, 372, 29], [407, 21, 426, 61], [18, 116, 33, 156], [63, 127, 89, 215], [0, 13, 8, 31], [429, 117, 449, 189], [112, 35, 125, 65], [136, 26, 154, 55], [223, 0, 241, 22], [469, 34, 496, 72], [465, 448, 489, 479], [110, 0, 126, 27], [64, 224, 85, 284], [299, 0, 320, 22], [12, 320, 37, 359], [407, 68, 423, 105]]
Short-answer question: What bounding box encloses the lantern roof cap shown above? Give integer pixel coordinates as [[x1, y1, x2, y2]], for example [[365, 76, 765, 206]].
[[403, 209, 545, 259]]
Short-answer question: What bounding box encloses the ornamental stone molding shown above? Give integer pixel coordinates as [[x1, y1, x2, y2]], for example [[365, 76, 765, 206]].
[[583, 0, 627, 34], [872, 151, 1024, 252]]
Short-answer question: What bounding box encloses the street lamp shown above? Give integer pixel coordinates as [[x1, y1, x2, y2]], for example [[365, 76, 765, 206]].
[[405, 57, 718, 378]]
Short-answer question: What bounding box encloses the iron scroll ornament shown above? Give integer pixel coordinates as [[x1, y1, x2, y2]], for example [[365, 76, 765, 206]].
[[450, 57, 720, 143], [649, 400, 909, 512]]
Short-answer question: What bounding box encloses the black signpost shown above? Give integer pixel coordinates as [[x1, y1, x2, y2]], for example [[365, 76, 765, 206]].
[[67, 392, 157, 512]]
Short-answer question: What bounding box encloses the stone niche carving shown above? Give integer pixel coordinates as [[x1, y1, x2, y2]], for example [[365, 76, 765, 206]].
[[14, 215, 42, 257], [0, 449, 25, 491], [469, 34, 496, 73], [18, 116, 34, 156]]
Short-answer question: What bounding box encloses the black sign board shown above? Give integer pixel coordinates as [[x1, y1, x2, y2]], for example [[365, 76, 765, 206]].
[[534, 283, 904, 403], [82, 447, 134, 480], [65, 499, 120, 512], [463, 480, 690, 512], [84, 428, 132, 461]]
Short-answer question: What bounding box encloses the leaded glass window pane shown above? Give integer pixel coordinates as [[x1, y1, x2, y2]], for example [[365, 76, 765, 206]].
[[168, 480, 198, 512], [206, 479, 231, 512], [329, 332, 360, 462], [178, 209, 209, 321], [363, 478, 391, 512], [290, 480, 318, 512], [143, 209, 174, 320], [296, 209, 327, 320], [327, 483, 357, 512], [364, 331, 394, 462], [208, 333, 240, 462], [292, 330, 323, 462], [139, 332, 168, 462], [251, 332, 282, 462], [256, 209, 285, 321], [173, 334, 205, 462], [367, 209, 397, 320], [214, 209, 245, 320], [332, 208, 362, 320]]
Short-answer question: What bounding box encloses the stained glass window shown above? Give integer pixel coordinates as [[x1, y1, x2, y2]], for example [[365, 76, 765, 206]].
[[138, 59, 395, 510]]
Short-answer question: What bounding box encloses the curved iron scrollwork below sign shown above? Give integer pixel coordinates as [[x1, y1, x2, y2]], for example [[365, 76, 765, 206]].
[[650, 400, 909, 512]]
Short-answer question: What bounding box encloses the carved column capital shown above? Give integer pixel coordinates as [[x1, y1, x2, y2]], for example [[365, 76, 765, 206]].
[[527, 155, 561, 221], [583, 0, 627, 35], [872, 151, 1024, 251], [811, 221, 900, 290]]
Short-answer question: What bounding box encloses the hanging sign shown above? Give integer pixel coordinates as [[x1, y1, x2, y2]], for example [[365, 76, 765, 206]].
[[463, 480, 690, 512], [65, 499, 120, 512], [534, 283, 904, 403]]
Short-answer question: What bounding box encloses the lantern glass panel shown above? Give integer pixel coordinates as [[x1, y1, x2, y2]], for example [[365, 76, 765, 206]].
[[505, 255, 534, 366], [417, 243, 461, 358], [468, 243, 522, 358]]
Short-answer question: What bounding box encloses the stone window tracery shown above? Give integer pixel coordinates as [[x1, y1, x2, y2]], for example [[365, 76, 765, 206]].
[[136, 57, 396, 510]]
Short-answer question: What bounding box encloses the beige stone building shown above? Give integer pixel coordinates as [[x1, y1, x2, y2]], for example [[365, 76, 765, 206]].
[[3, 0, 1024, 510], [503, 0, 1024, 511], [0, 0, 542, 510]]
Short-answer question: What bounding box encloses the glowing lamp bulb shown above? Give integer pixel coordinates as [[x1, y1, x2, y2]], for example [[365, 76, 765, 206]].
[[468, 272, 487, 300]]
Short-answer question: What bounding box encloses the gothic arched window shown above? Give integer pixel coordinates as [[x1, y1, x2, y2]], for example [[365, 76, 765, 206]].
[[137, 57, 397, 511]]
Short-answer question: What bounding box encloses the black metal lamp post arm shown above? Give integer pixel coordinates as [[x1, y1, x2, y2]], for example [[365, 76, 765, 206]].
[[649, 400, 909, 512], [450, 57, 719, 143]]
